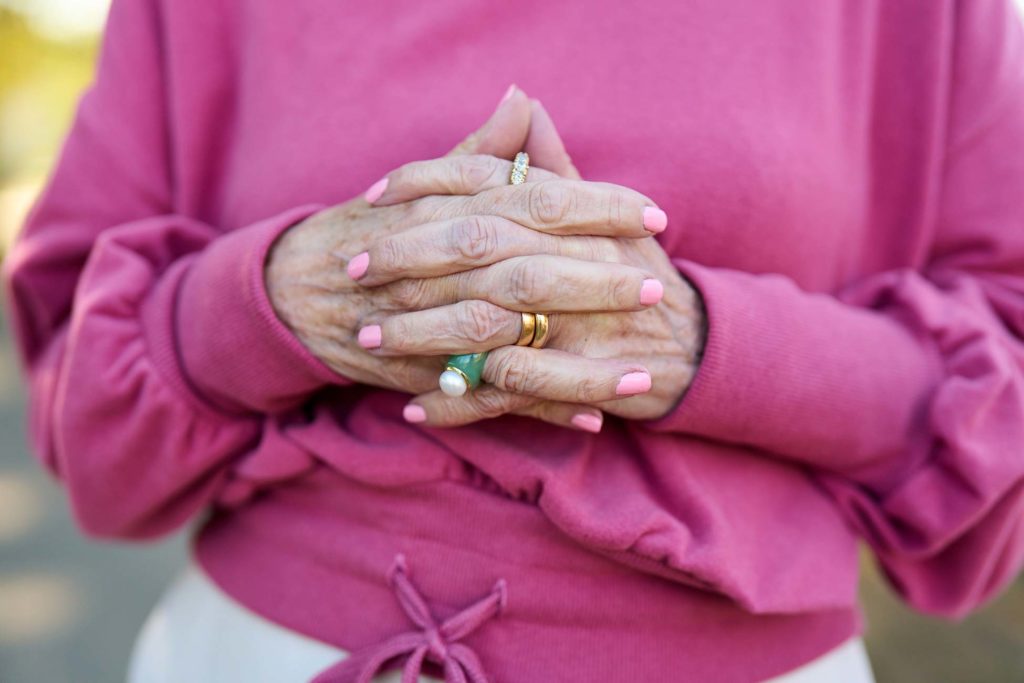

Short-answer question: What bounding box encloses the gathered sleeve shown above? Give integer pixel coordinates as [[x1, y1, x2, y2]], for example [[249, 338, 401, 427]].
[[646, 0, 1024, 619], [1, 0, 348, 539]]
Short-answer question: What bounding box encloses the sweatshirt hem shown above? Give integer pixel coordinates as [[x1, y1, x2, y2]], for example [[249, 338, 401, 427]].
[[192, 473, 863, 683]]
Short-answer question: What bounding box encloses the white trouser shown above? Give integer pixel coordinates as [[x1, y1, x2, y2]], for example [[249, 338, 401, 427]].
[[127, 564, 877, 683]]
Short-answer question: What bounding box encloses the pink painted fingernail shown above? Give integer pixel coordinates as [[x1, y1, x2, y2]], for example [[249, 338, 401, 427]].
[[571, 413, 603, 433], [643, 207, 668, 234], [501, 83, 517, 103], [639, 279, 664, 306], [347, 252, 370, 280], [616, 371, 652, 396], [403, 404, 427, 423], [357, 325, 382, 349], [364, 177, 389, 203]]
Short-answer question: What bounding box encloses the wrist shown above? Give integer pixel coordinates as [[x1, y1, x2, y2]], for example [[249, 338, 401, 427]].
[[643, 273, 707, 420], [178, 204, 349, 414]]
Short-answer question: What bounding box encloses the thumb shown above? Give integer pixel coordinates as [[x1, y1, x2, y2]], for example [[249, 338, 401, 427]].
[[448, 84, 532, 158], [524, 99, 582, 180]]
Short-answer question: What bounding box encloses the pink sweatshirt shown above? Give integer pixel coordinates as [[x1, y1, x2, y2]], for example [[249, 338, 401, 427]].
[[5, 0, 1024, 680]]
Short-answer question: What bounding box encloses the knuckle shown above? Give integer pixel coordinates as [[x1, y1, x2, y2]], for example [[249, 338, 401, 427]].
[[580, 236, 620, 262], [488, 350, 533, 394], [407, 159, 434, 187], [391, 359, 420, 389], [506, 260, 546, 306], [388, 160, 414, 187], [429, 397, 459, 423], [385, 316, 412, 349], [392, 160, 430, 196], [456, 300, 506, 344], [375, 236, 405, 272], [456, 155, 501, 191], [387, 279, 430, 309], [425, 400, 458, 425], [605, 273, 635, 307], [448, 216, 499, 262], [527, 181, 574, 227], [572, 376, 603, 402], [522, 401, 553, 422], [606, 190, 627, 231], [407, 195, 447, 225], [471, 389, 513, 418]]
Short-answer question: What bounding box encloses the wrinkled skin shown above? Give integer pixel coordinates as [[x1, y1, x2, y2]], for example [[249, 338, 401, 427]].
[[266, 88, 705, 429]]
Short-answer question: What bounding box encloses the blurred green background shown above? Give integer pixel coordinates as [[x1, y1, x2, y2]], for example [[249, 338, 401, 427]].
[[0, 1, 1022, 681]]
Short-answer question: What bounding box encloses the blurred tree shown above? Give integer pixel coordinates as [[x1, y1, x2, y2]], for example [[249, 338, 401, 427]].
[[0, 8, 99, 254]]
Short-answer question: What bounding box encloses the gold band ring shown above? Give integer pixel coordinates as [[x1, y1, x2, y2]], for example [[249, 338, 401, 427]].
[[516, 312, 537, 346], [530, 313, 550, 349]]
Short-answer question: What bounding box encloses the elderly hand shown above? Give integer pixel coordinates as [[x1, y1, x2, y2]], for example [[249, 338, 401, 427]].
[[265, 88, 673, 431], [361, 97, 707, 428], [373, 158, 706, 427]]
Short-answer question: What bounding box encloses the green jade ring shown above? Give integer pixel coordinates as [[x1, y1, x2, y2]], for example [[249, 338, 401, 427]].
[[439, 352, 488, 397]]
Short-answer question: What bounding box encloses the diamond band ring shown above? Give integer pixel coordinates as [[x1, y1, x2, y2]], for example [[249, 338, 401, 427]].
[[509, 151, 529, 185]]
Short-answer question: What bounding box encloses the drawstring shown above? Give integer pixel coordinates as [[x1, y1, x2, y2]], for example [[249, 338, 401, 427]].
[[311, 554, 508, 683]]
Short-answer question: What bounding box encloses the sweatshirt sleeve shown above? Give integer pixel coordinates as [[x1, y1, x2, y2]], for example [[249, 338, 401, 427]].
[[645, 0, 1024, 619], [1, 0, 349, 539]]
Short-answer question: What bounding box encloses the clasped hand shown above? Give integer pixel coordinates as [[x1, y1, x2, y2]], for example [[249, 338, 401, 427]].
[[266, 89, 706, 431]]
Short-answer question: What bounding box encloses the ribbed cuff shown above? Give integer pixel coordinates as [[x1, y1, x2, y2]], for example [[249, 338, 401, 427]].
[[645, 258, 939, 491], [177, 204, 352, 414]]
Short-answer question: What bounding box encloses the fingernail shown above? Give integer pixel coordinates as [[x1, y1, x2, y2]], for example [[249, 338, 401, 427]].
[[357, 325, 382, 349], [501, 83, 517, 104], [616, 371, 652, 396], [403, 404, 427, 423], [364, 177, 388, 203], [643, 207, 668, 234], [347, 252, 370, 280], [639, 279, 664, 306], [571, 413, 603, 433]]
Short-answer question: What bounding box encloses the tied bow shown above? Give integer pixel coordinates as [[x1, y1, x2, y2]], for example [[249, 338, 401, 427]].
[[311, 554, 507, 683]]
